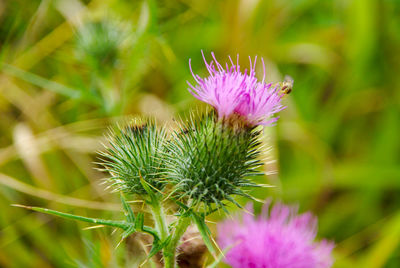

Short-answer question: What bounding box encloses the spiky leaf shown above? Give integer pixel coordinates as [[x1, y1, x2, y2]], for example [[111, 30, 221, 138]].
[[120, 194, 135, 223]]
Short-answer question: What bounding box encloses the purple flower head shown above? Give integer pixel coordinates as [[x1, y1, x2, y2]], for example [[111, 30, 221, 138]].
[[217, 201, 334, 268], [188, 51, 286, 126]]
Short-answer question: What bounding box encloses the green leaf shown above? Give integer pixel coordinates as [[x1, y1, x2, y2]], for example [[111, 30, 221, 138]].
[[148, 235, 171, 259], [139, 175, 158, 205], [120, 194, 135, 223], [190, 211, 216, 256], [174, 200, 190, 212], [121, 225, 135, 240], [13, 204, 160, 241], [134, 212, 144, 231], [13, 204, 129, 229]]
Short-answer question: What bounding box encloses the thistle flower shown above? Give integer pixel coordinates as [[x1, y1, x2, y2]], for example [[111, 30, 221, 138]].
[[218, 202, 334, 268], [99, 120, 167, 195], [188, 52, 286, 126]]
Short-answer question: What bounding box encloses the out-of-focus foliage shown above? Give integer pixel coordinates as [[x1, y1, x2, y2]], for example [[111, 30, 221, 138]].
[[0, 0, 399, 267]]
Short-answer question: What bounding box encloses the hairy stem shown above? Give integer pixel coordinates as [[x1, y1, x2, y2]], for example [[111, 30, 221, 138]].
[[163, 216, 192, 268], [150, 202, 169, 241]]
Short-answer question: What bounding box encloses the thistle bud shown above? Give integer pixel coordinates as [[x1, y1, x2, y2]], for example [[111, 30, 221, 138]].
[[164, 112, 263, 209], [99, 120, 166, 195], [75, 19, 125, 73]]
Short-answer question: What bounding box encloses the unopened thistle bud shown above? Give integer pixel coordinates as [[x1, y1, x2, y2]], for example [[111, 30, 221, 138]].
[[76, 20, 125, 72], [164, 112, 263, 209], [99, 120, 166, 195]]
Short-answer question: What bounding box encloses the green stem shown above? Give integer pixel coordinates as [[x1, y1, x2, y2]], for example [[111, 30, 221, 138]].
[[163, 216, 192, 268], [150, 202, 169, 241]]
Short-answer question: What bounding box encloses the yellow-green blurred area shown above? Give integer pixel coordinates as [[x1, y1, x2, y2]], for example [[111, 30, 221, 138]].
[[0, 0, 399, 267]]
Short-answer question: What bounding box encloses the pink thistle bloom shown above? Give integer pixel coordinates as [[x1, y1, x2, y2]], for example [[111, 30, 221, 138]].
[[217, 201, 334, 268], [188, 51, 286, 126]]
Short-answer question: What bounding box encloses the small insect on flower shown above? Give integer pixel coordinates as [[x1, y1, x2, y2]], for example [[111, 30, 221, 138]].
[[279, 75, 294, 96]]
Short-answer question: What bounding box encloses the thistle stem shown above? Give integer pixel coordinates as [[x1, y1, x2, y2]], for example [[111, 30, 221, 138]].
[[149, 202, 169, 241], [163, 216, 192, 268]]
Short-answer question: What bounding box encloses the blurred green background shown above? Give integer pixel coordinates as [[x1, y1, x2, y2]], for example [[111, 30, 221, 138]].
[[1, 0, 399, 267]]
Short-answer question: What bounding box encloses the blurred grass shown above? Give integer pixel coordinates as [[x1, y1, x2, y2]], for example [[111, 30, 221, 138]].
[[0, 0, 399, 267]]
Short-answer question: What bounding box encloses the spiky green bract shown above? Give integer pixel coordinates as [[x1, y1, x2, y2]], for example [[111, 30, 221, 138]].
[[164, 112, 264, 210], [99, 120, 167, 195]]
